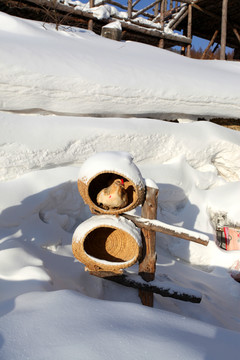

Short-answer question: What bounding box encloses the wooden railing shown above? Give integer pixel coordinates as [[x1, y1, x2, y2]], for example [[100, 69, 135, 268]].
[[86, 0, 191, 49], [87, 0, 187, 25]]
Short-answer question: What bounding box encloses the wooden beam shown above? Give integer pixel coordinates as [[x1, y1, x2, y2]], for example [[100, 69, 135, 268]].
[[132, 0, 141, 8], [220, 0, 228, 60], [88, 0, 95, 30], [128, 0, 132, 19], [186, 4, 192, 57], [122, 213, 209, 246], [201, 30, 219, 59], [131, 0, 160, 20], [92, 272, 202, 303], [139, 186, 159, 282], [233, 28, 240, 44], [170, 7, 188, 30], [120, 20, 191, 45], [138, 186, 159, 306], [159, 0, 166, 48]]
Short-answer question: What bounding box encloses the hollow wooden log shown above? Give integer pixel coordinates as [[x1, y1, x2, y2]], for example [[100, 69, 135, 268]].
[[122, 214, 209, 246]]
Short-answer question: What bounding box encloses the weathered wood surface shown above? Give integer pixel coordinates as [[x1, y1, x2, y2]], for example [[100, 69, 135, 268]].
[[220, 0, 228, 60], [139, 186, 159, 282], [122, 214, 209, 246], [201, 29, 219, 59], [138, 186, 159, 306], [186, 3, 192, 57], [90, 271, 202, 303]]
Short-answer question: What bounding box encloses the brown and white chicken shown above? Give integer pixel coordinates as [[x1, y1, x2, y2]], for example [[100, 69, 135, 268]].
[[96, 178, 128, 210]]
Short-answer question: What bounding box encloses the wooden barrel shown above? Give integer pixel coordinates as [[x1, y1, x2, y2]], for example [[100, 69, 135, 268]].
[[72, 215, 142, 273], [77, 151, 145, 215]]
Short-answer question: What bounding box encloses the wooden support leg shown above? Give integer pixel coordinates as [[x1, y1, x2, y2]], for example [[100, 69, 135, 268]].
[[220, 0, 228, 60], [159, 0, 165, 49], [139, 185, 159, 307], [201, 30, 219, 59], [88, 0, 94, 30], [186, 4, 192, 58]]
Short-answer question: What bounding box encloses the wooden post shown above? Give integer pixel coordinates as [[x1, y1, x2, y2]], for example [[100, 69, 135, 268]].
[[220, 0, 228, 60], [154, 1, 160, 18], [201, 30, 219, 59], [186, 4, 192, 57], [128, 0, 132, 19], [139, 186, 159, 307], [159, 0, 165, 48], [233, 28, 240, 44], [88, 0, 94, 30]]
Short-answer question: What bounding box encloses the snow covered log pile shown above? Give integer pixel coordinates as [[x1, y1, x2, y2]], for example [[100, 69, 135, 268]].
[[73, 151, 145, 273]]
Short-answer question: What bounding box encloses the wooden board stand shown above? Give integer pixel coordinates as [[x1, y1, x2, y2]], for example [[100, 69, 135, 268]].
[[90, 184, 209, 307]]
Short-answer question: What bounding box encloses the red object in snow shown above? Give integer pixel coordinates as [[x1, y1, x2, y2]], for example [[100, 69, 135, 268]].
[[223, 227, 240, 251], [217, 226, 240, 251]]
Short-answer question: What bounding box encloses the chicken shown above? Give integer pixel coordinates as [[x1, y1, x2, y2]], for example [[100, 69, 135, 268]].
[[96, 178, 128, 210]]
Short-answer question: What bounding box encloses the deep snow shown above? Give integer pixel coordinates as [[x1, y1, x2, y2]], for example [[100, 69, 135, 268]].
[[0, 10, 240, 360]]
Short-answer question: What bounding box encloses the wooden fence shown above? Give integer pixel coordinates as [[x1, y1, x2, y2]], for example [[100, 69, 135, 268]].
[[86, 0, 192, 50]]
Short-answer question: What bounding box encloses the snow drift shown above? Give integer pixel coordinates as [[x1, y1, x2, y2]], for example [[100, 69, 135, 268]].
[[0, 11, 240, 360], [0, 11, 240, 119]]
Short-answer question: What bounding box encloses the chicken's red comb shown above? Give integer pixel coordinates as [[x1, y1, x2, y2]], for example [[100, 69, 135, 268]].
[[121, 178, 124, 185]]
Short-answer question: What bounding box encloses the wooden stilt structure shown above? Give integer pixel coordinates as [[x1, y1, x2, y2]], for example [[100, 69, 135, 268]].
[[1, 0, 240, 59]]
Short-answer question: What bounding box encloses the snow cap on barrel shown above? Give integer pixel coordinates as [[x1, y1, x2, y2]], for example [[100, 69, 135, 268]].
[[72, 215, 142, 273], [77, 151, 145, 215]]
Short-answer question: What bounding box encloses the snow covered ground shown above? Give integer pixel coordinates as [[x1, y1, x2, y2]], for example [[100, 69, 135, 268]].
[[0, 11, 240, 360]]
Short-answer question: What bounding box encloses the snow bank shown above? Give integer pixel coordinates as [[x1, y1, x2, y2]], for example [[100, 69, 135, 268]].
[[0, 12, 240, 119], [1, 11, 240, 360]]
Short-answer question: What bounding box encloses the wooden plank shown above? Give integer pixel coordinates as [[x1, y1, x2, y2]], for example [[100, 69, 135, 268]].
[[220, 0, 228, 60], [91, 272, 202, 303], [122, 213, 209, 246]]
